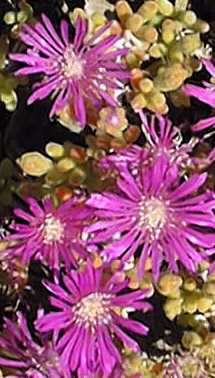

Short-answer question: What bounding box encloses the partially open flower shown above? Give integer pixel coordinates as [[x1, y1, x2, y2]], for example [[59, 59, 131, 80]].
[[97, 106, 128, 137]]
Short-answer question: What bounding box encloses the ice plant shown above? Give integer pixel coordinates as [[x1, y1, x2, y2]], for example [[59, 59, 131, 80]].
[[100, 113, 195, 175], [2, 196, 91, 271], [164, 352, 208, 378], [36, 261, 152, 377], [184, 58, 215, 131], [0, 312, 68, 378], [86, 161, 215, 280], [10, 14, 130, 125]]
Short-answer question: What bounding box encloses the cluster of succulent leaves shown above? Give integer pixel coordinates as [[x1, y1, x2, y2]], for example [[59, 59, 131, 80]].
[[116, 0, 210, 113], [0, 0, 214, 377]]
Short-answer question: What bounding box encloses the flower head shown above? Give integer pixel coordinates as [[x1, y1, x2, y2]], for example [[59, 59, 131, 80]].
[[36, 261, 152, 377], [101, 113, 194, 175], [183, 58, 215, 131], [86, 161, 215, 280], [3, 197, 91, 271], [0, 312, 67, 378], [164, 352, 208, 378], [10, 15, 130, 125]]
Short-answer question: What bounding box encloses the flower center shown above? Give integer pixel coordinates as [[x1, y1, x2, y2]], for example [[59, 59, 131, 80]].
[[61, 47, 84, 79], [139, 197, 167, 238], [74, 292, 112, 331], [30, 346, 61, 377], [43, 214, 64, 244]]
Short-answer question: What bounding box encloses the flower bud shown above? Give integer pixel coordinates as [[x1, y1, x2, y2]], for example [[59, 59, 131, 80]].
[[147, 90, 166, 112], [17, 10, 28, 23], [157, 0, 174, 16], [45, 169, 65, 186], [183, 10, 197, 26], [162, 29, 175, 44], [116, 1, 133, 25], [135, 25, 158, 43], [69, 8, 86, 24], [140, 272, 153, 290], [203, 282, 215, 297], [183, 277, 196, 292], [168, 46, 184, 63], [193, 19, 210, 34], [149, 43, 167, 58], [197, 297, 213, 313], [56, 158, 76, 173], [128, 269, 140, 289], [55, 186, 73, 202], [157, 273, 183, 296], [17, 152, 53, 177], [164, 298, 183, 320], [154, 63, 188, 92], [4, 11, 16, 25], [68, 167, 87, 186], [124, 125, 141, 143], [183, 295, 198, 314], [138, 1, 158, 21], [162, 18, 176, 31], [182, 331, 203, 349], [131, 93, 147, 110], [126, 52, 140, 68], [126, 13, 144, 33], [91, 12, 106, 28], [181, 33, 201, 54], [45, 143, 64, 159], [139, 78, 154, 93]]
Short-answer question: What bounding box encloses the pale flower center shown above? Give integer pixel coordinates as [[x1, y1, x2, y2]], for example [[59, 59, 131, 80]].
[[139, 197, 167, 238], [43, 214, 64, 244], [74, 292, 112, 331], [61, 48, 84, 79]]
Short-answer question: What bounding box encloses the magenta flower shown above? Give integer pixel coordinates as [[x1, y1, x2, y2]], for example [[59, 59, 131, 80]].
[[101, 113, 194, 175], [3, 197, 91, 271], [85, 162, 215, 280], [164, 353, 208, 378], [183, 59, 215, 131], [0, 312, 68, 378], [36, 262, 152, 377], [10, 15, 129, 125]]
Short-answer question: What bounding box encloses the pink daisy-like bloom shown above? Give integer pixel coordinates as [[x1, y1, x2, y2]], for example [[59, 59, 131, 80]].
[[0, 312, 68, 378], [36, 262, 152, 377], [85, 161, 215, 281], [101, 113, 194, 175], [10, 15, 130, 125], [164, 352, 208, 378], [183, 59, 215, 131], [2, 196, 91, 271]]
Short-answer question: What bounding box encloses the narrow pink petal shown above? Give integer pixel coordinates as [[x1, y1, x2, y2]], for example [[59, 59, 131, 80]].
[[192, 116, 215, 131]]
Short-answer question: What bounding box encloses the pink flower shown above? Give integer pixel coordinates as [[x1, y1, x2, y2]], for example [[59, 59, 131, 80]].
[[86, 161, 215, 280], [10, 15, 130, 125], [101, 113, 194, 175], [183, 59, 215, 131], [0, 312, 68, 378], [3, 197, 91, 271], [36, 261, 152, 377]]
